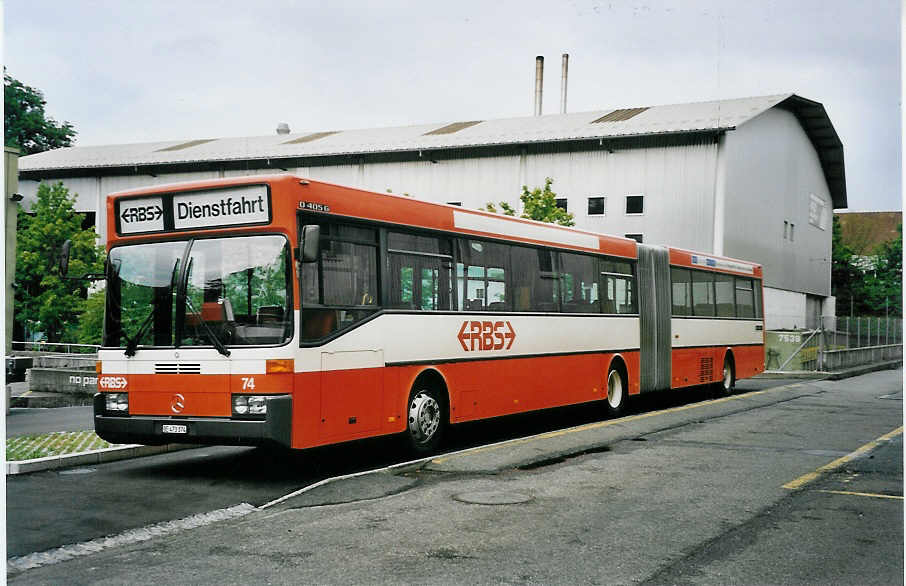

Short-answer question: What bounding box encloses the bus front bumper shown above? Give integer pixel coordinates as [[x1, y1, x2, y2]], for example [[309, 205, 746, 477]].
[[93, 393, 293, 448]]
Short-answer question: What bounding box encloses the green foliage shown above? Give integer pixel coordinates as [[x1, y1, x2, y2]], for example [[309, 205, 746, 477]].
[[4, 70, 76, 154], [482, 178, 575, 226], [833, 216, 902, 317], [76, 289, 106, 345], [15, 182, 104, 342]]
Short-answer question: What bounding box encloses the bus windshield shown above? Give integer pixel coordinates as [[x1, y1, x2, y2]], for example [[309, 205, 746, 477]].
[[105, 234, 293, 350]]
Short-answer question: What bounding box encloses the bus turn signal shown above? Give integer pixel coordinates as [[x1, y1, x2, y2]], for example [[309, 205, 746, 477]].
[[266, 359, 294, 374]]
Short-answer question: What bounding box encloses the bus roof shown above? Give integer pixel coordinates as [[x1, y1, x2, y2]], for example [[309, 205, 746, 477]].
[[106, 174, 762, 277]]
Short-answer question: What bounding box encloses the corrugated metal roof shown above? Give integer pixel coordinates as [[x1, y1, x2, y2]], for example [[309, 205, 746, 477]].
[[18, 93, 846, 207]]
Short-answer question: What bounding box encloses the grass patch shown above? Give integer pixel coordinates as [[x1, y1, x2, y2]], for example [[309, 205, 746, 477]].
[[6, 431, 124, 461]]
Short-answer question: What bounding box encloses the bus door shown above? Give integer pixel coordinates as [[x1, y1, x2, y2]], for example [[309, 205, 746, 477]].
[[299, 218, 384, 442]]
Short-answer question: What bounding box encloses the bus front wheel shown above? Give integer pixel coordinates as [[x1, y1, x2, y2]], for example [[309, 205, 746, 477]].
[[405, 386, 446, 455], [605, 364, 627, 417]]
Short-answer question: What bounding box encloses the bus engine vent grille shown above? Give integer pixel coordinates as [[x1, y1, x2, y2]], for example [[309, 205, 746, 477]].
[[699, 357, 714, 383], [155, 363, 201, 375]]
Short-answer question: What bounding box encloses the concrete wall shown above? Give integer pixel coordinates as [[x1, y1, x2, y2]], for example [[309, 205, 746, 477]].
[[720, 108, 833, 297], [28, 367, 98, 395]]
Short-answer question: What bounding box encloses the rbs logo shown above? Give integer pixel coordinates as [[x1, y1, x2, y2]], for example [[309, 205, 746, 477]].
[[457, 320, 516, 352], [98, 376, 128, 390]]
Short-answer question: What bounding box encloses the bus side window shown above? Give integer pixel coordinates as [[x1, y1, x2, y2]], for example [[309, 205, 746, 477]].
[[457, 239, 509, 311], [671, 268, 692, 316], [601, 258, 636, 315], [691, 270, 716, 317]]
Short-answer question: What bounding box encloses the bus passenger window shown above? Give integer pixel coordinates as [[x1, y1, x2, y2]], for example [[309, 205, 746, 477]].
[[671, 268, 692, 316], [715, 273, 735, 317], [601, 259, 636, 315], [559, 252, 600, 313], [457, 240, 509, 311], [511, 246, 557, 312], [299, 220, 378, 342], [736, 278, 756, 318], [691, 271, 716, 317], [388, 231, 452, 311]]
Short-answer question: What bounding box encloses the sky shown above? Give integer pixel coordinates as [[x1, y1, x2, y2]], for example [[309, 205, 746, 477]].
[[4, 0, 901, 211]]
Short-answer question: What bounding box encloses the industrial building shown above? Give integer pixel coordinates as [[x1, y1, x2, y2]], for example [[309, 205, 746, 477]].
[[17, 93, 845, 330]]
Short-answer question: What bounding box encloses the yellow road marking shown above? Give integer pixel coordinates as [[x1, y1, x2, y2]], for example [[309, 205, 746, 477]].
[[817, 490, 904, 501], [783, 427, 903, 490], [431, 383, 802, 465]]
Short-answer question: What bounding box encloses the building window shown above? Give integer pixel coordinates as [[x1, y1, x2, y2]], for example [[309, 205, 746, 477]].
[[587, 197, 606, 216], [555, 198, 568, 211], [624, 233, 643, 243], [625, 195, 644, 215]]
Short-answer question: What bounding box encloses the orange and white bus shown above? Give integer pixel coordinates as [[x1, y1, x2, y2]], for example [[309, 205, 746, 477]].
[[92, 174, 764, 454]]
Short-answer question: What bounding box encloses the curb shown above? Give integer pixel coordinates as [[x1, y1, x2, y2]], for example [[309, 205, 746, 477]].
[[6, 443, 200, 475]]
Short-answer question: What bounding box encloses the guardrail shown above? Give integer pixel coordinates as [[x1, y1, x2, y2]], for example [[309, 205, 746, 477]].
[[11, 341, 100, 354], [820, 344, 903, 372]]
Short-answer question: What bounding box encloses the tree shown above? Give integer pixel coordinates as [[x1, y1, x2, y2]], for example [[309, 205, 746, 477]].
[[4, 70, 76, 154], [831, 215, 857, 315], [76, 289, 106, 345], [853, 224, 902, 317], [15, 182, 103, 342], [483, 177, 575, 226]]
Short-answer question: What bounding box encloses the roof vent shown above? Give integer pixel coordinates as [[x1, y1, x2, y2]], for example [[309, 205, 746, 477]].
[[591, 107, 649, 123], [282, 131, 339, 145], [155, 139, 216, 152], [423, 121, 483, 136], [276, 123, 290, 135]]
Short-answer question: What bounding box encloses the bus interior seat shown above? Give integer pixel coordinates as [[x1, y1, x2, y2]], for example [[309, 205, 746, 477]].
[[257, 305, 284, 324], [301, 309, 337, 339], [487, 301, 506, 311], [602, 299, 616, 314], [201, 301, 226, 322]]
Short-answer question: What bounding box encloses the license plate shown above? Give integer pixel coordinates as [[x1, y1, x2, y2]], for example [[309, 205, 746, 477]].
[[162, 424, 188, 434]]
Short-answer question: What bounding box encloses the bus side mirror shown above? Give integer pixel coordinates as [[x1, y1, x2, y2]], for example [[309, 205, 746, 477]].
[[59, 239, 72, 277], [300, 225, 321, 263]]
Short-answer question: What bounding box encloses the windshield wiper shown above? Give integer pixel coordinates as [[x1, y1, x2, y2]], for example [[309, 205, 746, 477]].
[[184, 296, 231, 357], [123, 309, 155, 357]]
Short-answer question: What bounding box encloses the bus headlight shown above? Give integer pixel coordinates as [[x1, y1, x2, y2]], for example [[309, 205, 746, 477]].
[[105, 393, 129, 412], [232, 395, 267, 417]]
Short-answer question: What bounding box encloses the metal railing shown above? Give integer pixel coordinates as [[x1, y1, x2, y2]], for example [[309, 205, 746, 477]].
[[11, 341, 100, 354], [766, 316, 903, 372]]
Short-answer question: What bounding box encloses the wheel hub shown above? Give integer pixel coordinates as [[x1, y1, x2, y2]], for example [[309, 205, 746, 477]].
[[408, 392, 440, 444], [607, 370, 623, 408]]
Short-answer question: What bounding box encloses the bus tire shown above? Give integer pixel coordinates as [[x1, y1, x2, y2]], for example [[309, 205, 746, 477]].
[[405, 385, 446, 455], [715, 354, 735, 396], [605, 363, 628, 417]]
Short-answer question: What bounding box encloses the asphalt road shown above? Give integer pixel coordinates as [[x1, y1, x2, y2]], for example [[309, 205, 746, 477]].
[[7, 371, 902, 584], [6, 406, 94, 437]]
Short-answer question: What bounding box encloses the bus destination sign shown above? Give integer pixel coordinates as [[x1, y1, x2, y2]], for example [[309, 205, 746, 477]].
[[118, 185, 271, 235]]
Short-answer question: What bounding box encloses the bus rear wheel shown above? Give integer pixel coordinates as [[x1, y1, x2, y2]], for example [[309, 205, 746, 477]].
[[714, 356, 735, 397], [605, 364, 627, 417], [405, 386, 446, 455]]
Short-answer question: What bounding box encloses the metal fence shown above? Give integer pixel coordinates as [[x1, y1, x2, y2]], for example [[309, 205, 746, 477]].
[[766, 316, 903, 372], [11, 341, 100, 354]]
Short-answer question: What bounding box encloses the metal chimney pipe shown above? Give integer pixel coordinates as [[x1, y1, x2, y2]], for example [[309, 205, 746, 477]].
[[560, 53, 569, 114], [534, 56, 544, 116]]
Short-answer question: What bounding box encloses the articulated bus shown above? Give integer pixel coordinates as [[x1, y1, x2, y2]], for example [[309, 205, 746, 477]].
[[92, 174, 764, 454]]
